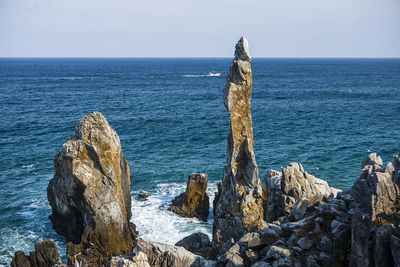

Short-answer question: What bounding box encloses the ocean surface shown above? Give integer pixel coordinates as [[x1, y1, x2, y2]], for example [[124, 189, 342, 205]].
[[0, 58, 399, 265]]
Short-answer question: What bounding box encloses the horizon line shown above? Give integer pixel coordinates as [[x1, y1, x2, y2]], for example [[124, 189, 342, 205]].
[[1, 56, 399, 59]]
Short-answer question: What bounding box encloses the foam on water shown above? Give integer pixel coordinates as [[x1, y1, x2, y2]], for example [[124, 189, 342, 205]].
[[182, 72, 221, 77], [131, 182, 217, 245]]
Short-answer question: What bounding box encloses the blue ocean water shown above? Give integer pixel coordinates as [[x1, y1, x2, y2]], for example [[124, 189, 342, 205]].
[[0, 58, 399, 265]]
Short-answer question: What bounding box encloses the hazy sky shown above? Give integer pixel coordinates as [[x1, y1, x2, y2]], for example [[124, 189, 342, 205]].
[[0, 0, 399, 57]]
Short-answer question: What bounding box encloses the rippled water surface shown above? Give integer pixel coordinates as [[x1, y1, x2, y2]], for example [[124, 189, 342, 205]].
[[0, 58, 399, 265]]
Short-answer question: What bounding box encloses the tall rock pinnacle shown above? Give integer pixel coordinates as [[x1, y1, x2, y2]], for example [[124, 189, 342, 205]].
[[213, 37, 264, 246]]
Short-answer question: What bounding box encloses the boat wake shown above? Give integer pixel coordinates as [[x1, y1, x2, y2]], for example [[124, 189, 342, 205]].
[[182, 72, 221, 77]]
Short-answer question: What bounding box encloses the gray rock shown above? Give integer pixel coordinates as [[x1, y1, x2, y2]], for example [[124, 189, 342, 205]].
[[264, 163, 340, 222], [264, 246, 290, 260], [239, 232, 261, 248], [110, 252, 150, 267], [331, 219, 347, 235], [244, 249, 259, 265], [374, 225, 394, 267], [272, 257, 291, 267], [213, 37, 264, 247], [297, 237, 312, 250], [175, 232, 212, 258], [259, 228, 280, 246], [291, 246, 303, 255], [362, 152, 383, 171], [223, 244, 244, 267], [391, 233, 400, 266], [137, 238, 209, 267], [318, 235, 333, 252], [251, 261, 271, 267], [306, 255, 319, 267], [350, 153, 397, 220], [290, 199, 309, 221], [349, 211, 372, 267]]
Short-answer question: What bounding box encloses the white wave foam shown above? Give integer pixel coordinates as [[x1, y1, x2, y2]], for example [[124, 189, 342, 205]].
[[22, 164, 34, 168], [131, 182, 218, 245], [182, 72, 221, 78]]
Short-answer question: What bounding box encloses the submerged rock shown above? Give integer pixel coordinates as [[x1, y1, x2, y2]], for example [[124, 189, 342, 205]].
[[168, 173, 210, 222], [11, 240, 63, 267], [47, 112, 134, 264], [213, 37, 264, 247]]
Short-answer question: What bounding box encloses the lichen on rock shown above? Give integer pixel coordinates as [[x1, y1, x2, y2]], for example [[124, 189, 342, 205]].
[[47, 112, 134, 265], [168, 173, 210, 222], [213, 37, 265, 247]]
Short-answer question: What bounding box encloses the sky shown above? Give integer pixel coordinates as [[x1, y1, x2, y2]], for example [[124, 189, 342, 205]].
[[0, 0, 399, 57]]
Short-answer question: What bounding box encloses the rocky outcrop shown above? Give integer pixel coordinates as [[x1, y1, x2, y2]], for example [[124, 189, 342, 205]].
[[175, 233, 213, 259], [264, 163, 341, 222], [137, 238, 214, 267], [110, 252, 150, 267], [11, 240, 63, 267], [168, 173, 210, 222], [47, 112, 134, 265], [348, 153, 400, 266], [213, 37, 265, 247]]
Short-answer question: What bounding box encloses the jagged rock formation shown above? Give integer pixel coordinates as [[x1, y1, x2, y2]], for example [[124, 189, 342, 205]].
[[175, 233, 213, 259], [213, 37, 265, 247], [348, 153, 400, 266], [47, 112, 134, 265], [137, 239, 213, 267], [168, 173, 210, 222], [110, 252, 150, 267], [265, 163, 341, 222], [11, 240, 63, 267]]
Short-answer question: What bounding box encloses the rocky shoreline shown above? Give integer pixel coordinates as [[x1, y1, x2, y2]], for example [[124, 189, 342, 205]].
[[11, 38, 400, 267]]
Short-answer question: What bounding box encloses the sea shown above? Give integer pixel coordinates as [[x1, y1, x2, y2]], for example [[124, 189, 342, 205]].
[[0, 58, 399, 265]]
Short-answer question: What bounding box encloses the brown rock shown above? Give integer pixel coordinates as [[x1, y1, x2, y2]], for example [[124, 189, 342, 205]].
[[168, 173, 210, 222], [213, 37, 264, 246], [11, 240, 63, 267], [47, 112, 134, 265]]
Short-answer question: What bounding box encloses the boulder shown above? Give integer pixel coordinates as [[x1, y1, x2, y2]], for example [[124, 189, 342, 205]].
[[264, 246, 291, 260], [11, 240, 63, 267], [110, 252, 150, 267], [264, 163, 341, 222], [297, 237, 312, 250], [137, 238, 212, 267], [168, 173, 210, 222], [47, 112, 134, 264], [213, 37, 264, 247], [175, 233, 213, 258]]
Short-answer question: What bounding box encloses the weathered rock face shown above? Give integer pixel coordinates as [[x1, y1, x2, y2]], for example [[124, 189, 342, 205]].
[[213, 37, 264, 247], [168, 173, 210, 222], [47, 112, 134, 264], [110, 252, 151, 267], [11, 240, 63, 267], [175, 232, 213, 259], [348, 153, 400, 266], [264, 163, 341, 222], [137, 239, 212, 267], [350, 152, 398, 220]]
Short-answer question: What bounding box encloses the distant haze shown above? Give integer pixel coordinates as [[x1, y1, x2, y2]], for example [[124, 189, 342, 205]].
[[0, 0, 399, 57]]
